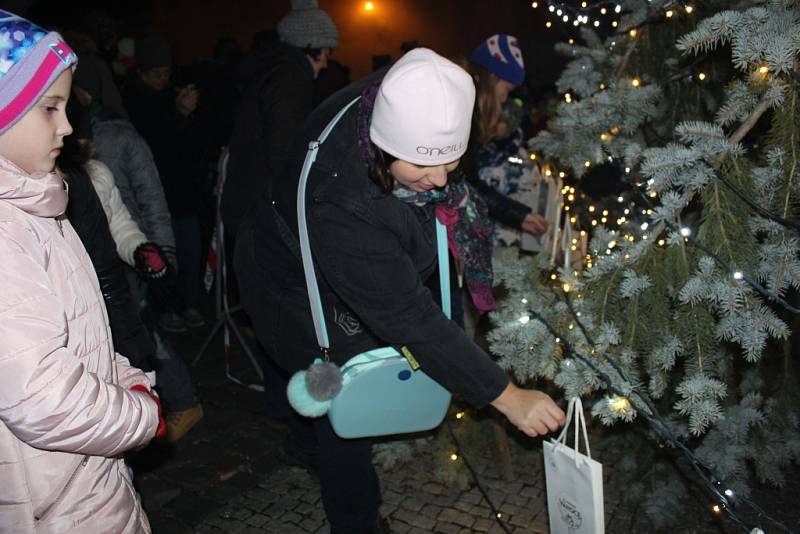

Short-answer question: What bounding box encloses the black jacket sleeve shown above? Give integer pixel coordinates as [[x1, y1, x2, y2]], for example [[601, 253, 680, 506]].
[[65, 171, 155, 372], [310, 201, 509, 409], [467, 173, 531, 229]]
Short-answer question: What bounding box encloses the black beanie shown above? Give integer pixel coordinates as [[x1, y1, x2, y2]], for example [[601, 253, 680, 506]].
[[136, 35, 172, 71]]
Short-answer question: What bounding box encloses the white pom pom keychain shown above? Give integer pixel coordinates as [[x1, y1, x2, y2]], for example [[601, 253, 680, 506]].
[[287, 358, 343, 417]]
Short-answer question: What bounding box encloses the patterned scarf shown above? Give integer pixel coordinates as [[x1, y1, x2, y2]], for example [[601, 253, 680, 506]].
[[357, 79, 496, 313]]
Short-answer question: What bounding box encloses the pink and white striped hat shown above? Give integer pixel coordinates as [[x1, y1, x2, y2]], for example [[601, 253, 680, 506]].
[[0, 10, 77, 135]]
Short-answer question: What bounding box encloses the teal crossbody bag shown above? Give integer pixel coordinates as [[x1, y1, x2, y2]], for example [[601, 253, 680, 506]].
[[294, 97, 452, 439]]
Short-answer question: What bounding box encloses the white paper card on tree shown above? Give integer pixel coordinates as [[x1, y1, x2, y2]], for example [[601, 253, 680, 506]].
[[518, 167, 561, 253]]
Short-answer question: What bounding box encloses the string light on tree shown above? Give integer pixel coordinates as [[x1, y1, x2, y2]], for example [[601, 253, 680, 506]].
[[608, 396, 630, 413]]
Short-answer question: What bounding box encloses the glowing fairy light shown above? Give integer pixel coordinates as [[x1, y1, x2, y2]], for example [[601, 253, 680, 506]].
[[631, 78, 641, 87], [519, 315, 531, 324], [733, 271, 743, 280], [608, 396, 630, 412], [450, 453, 458, 461], [685, 5, 694, 13], [698, 72, 706, 81], [680, 227, 691, 237]]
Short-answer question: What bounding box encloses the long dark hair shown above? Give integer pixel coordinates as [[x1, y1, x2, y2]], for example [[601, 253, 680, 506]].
[[366, 144, 396, 193]]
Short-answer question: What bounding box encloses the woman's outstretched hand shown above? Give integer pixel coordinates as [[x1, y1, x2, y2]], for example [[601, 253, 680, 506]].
[[491, 382, 565, 437], [521, 213, 549, 236]]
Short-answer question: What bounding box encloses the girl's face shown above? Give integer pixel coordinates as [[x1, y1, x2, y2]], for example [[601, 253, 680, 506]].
[[494, 78, 516, 105], [0, 69, 73, 174], [390, 158, 461, 192]]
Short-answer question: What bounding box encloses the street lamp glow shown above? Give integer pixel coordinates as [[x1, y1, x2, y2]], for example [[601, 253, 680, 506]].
[[363, 1, 375, 12]]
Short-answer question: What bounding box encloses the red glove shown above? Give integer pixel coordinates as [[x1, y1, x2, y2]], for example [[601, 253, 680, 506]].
[[130, 384, 167, 439], [134, 242, 169, 279]]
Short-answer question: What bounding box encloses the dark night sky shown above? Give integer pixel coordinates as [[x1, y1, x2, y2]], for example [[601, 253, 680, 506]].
[[9, 0, 574, 89]]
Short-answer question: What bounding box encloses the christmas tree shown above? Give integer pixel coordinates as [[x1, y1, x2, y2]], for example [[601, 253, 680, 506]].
[[488, 0, 800, 528]]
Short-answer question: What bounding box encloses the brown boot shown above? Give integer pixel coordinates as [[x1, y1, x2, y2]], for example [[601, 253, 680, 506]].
[[164, 404, 204, 442]]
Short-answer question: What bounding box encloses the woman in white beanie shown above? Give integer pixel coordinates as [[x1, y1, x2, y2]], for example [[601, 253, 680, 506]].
[[235, 48, 564, 534]]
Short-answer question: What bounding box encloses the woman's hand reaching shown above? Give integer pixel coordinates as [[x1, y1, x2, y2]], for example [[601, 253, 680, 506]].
[[491, 382, 565, 438], [521, 212, 549, 236]]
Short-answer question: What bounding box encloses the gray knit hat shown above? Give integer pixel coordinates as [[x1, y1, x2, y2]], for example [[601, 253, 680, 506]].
[[277, 0, 338, 49]]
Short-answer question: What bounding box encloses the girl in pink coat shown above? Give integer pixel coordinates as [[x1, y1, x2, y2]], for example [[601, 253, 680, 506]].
[[0, 11, 165, 533]]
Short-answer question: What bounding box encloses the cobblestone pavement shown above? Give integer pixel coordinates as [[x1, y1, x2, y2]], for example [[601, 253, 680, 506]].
[[131, 309, 782, 533]]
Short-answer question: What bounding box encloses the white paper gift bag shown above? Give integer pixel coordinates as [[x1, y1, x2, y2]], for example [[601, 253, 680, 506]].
[[543, 397, 605, 534]]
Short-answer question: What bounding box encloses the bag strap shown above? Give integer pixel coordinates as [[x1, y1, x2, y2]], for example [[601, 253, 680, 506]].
[[554, 397, 592, 464], [297, 97, 452, 359]]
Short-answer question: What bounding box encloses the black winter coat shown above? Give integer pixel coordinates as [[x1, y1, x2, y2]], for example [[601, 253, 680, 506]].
[[123, 77, 206, 217], [65, 168, 155, 372], [236, 72, 509, 409], [222, 43, 314, 235]]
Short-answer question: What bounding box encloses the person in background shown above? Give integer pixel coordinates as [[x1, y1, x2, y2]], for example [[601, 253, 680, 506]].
[[223, 0, 338, 423], [235, 48, 564, 534], [464, 34, 550, 243], [223, 0, 338, 236], [0, 11, 161, 532], [123, 34, 207, 332], [63, 99, 204, 442]]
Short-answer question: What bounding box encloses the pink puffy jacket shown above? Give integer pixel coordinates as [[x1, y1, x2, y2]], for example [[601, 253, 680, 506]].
[[0, 156, 158, 533]]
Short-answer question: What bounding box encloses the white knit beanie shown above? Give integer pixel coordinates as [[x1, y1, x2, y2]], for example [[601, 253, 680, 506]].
[[370, 48, 475, 166], [277, 0, 338, 50]]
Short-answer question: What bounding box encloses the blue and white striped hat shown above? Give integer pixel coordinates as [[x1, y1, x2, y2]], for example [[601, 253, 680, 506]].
[[470, 34, 525, 86]]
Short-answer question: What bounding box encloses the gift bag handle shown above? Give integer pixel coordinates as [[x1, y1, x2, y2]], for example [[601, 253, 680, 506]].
[[554, 397, 592, 465], [297, 96, 451, 358]]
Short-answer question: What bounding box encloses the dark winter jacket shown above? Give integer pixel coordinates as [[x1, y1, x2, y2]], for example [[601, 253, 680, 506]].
[[236, 72, 509, 409], [89, 104, 176, 257], [222, 43, 315, 235], [65, 167, 155, 372], [122, 77, 206, 217]]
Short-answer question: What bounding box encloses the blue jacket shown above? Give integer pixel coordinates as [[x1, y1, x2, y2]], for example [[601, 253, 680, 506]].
[[90, 111, 176, 257]]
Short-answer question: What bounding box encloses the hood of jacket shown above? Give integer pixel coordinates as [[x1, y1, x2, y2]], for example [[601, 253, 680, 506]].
[[236, 41, 312, 90], [0, 155, 67, 218]]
